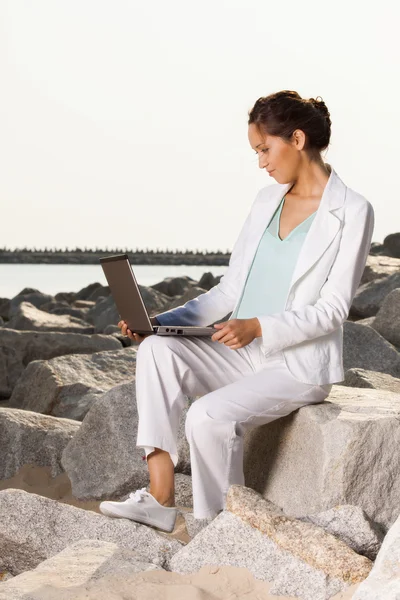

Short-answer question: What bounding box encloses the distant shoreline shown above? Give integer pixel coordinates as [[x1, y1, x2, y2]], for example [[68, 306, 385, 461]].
[[0, 251, 231, 266]]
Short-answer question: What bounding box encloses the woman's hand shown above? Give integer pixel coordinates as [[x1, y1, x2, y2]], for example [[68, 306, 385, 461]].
[[211, 318, 262, 350], [117, 316, 160, 345]]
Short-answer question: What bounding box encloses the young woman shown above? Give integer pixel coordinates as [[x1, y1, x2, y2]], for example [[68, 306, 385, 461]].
[[100, 90, 375, 532]]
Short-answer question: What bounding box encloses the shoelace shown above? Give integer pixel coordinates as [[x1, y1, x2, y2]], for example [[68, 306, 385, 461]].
[[128, 487, 149, 503]]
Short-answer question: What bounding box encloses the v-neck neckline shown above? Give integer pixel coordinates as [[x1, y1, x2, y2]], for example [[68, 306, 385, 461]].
[[276, 196, 317, 242]]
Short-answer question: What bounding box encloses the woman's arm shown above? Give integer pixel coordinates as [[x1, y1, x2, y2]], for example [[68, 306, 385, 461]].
[[256, 197, 375, 356]]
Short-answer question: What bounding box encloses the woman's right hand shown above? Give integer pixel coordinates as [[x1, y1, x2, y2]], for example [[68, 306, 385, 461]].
[[117, 317, 159, 345]]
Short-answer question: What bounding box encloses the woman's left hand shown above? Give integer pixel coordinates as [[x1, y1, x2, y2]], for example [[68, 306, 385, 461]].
[[211, 318, 261, 349]]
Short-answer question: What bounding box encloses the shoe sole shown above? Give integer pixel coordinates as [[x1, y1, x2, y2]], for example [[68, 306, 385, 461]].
[[100, 505, 177, 533]]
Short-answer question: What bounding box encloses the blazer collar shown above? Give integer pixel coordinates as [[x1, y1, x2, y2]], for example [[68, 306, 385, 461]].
[[238, 164, 346, 302]]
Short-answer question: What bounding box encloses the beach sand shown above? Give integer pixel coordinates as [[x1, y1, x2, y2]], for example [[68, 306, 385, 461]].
[[0, 465, 362, 599]]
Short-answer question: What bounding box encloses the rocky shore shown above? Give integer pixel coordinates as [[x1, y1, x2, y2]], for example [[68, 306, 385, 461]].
[[1, 237, 400, 599]]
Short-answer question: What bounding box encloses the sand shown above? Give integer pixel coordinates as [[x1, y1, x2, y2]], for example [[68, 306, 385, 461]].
[[0, 464, 362, 598]]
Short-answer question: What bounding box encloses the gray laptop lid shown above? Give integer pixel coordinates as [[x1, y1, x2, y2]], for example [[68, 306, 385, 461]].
[[99, 254, 153, 334]]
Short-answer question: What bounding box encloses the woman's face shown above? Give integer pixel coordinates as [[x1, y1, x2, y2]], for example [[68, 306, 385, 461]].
[[248, 123, 301, 183]]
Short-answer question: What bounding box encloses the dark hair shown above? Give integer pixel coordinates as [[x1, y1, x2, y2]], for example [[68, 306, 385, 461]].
[[248, 90, 331, 160]]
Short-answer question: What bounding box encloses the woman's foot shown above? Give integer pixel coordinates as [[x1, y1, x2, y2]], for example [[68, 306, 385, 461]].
[[99, 487, 178, 533]]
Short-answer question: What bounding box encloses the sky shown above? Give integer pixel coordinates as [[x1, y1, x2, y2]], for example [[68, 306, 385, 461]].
[[1, 0, 399, 253]]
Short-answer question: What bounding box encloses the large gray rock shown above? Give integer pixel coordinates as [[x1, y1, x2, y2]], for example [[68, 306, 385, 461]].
[[351, 272, 400, 317], [299, 505, 384, 561], [9, 290, 54, 317], [342, 368, 400, 394], [0, 539, 162, 600], [243, 385, 400, 532], [61, 381, 191, 500], [360, 255, 400, 285], [0, 407, 79, 479], [343, 321, 400, 377], [164, 286, 208, 310], [0, 489, 183, 576], [5, 302, 94, 333], [168, 508, 371, 599], [0, 328, 121, 400], [8, 347, 138, 421], [383, 232, 400, 258], [353, 512, 400, 599], [150, 275, 198, 297], [372, 288, 400, 347]]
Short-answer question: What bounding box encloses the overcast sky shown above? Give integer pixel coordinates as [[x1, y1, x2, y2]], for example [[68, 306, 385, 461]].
[[1, 0, 398, 253]]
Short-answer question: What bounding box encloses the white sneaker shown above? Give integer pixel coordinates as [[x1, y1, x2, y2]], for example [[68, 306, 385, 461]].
[[99, 487, 177, 533]]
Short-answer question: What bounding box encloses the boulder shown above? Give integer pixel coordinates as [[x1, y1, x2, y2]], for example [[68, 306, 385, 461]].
[[0, 489, 183, 576], [0, 298, 10, 320], [351, 272, 400, 317], [299, 504, 384, 561], [8, 347, 138, 421], [360, 255, 400, 285], [0, 407, 79, 480], [150, 275, 197, 297], [168, 485, 371, 598], [371, 288, 400, 347], [5, 302, 94, 333], [353, 511, 400, 599], [383, 232, 400, 258], [342, 368, 400, 394], [0, 328, 121, 399], [343, 321, 400, 378], [0, 539, 162, 600], [164, 286, 208, 310], [61, 381, 191, 500], [243, 385, 400, 532], [9, 290, 53, 317]]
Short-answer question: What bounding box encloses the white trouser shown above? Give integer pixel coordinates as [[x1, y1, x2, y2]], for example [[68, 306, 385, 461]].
[[135, 334, 332, 519]]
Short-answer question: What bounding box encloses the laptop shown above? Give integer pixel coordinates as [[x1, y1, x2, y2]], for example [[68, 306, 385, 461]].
[[99, 254, 216, 337]]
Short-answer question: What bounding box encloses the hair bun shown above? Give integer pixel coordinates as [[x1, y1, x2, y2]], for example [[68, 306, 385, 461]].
[[310, 96, 330, 120]]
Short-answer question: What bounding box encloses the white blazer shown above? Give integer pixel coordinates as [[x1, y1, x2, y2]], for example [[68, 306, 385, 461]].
[[156, 164, 375, 385]]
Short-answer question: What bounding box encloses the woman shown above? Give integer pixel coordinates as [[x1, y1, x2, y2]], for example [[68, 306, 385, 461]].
[[99, 90, 375, 533]]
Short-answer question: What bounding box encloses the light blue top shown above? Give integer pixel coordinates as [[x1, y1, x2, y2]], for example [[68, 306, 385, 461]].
[[231, 195, 317, 320]]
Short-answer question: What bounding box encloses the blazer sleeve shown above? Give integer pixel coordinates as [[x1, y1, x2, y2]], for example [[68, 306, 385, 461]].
[[257, 197, 375, 356], [155, 192, 261, 327]]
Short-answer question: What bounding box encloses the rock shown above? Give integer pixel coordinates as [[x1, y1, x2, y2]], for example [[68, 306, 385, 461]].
[[8, 347, 138, 421], [225, 486, 372, 581], [150, 275, 197, 297], [54, 291, 76, 304], [242, 385, 400, 532], [383, 232, 400, 258], [5, 302, 94, 333], [342, 368, 400, 394], [299, 504, 384, 561], [360, 255, 400, 285], [0, 407, 79, 480], [351, 272, 400, 317], [39, 300, 71, 313], [61, 381, 191, 500], [0, 298, 10, 320], [0, 539, 162, 600], [168, 505, 371, 598], [355, 316, 375, 326], [0, 489, 183, 576], [183, 512, 215, 539], [0, 316, 3, 326], [371, 288, 400, 347], [353, 511, 400, 599], [174, 473, 193, 507], [86, 285, 111, 302], [9, 290, 53, 317], [198, 272, 221, 290], [72, 300, 96, 309], [343, 321, 400, 378], [0, 329, 121, 400], [74, 282, 104, 301]]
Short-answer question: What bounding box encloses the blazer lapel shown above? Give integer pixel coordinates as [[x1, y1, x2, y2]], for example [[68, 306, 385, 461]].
[[236, 164, 346, 308]]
